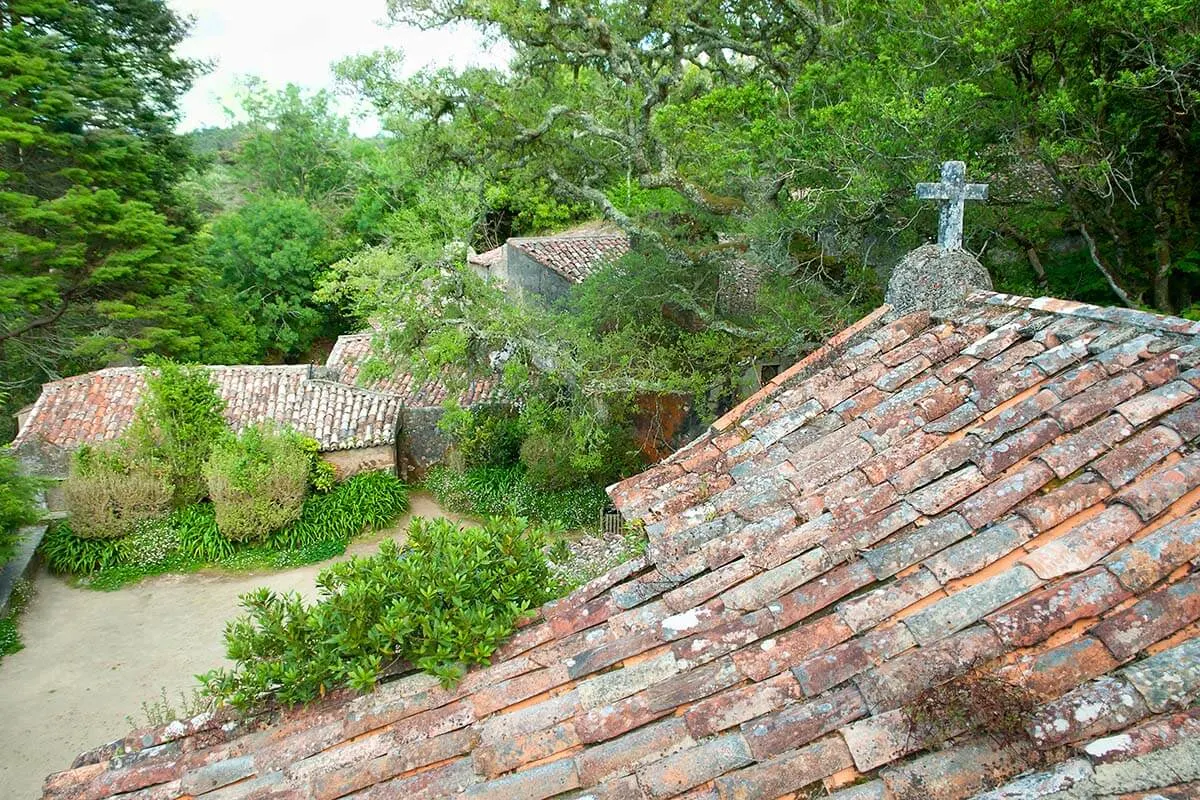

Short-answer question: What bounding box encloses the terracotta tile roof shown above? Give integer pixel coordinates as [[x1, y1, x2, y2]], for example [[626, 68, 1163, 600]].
[[325, 334, 499, 406], [42, 290, 1200, 800], [13, 365, 402, 457], [510, 234, 630, 283], [468, 244, 505, 268]]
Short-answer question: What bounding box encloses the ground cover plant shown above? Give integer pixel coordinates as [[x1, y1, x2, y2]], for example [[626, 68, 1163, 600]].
[[39, 471, 410, 590], [200, 515, 554, 708], [424, 464, 608, 531], [0, 579, 34, 664]]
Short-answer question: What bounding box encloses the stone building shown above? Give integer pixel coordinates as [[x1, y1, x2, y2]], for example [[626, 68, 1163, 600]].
[[470, 224, 630, 303], [12, 332, 498, 495]]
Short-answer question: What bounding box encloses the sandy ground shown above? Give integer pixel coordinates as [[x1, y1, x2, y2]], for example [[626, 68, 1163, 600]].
[[0, 493, 468, 799]]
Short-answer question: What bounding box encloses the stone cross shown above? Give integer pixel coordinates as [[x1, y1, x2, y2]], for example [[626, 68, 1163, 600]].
[[916, 160, 988, 251]]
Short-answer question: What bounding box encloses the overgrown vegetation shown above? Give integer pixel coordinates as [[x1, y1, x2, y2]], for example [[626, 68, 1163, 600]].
[[204, 425, 312, 542], [200, 516, 553, 708], [0, 579, 34, 664], [0, 447, 40, 566], [64, 444, 173, 539], [41, 471, 410, 590], [424, 406, 622, 531]]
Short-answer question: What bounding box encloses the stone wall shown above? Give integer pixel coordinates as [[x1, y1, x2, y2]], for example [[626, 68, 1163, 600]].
[[498, 243, 574, 302], [321, 445, 396, 480], [396, 406, 453, 480]]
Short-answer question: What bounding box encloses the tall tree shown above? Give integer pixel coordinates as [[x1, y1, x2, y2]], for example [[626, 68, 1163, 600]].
[[0, 0, 254, 437]]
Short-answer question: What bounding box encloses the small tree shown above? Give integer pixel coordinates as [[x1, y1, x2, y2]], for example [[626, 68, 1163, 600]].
[[0, 449, 40, 565], [133, 358, 228, 506], [204, 424, 311, 542]]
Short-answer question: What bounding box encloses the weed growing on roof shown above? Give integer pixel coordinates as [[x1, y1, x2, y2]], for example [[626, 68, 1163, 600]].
[[199, 516, 554, 709], [904, 670, 1040, 749], [40, 471, 410, 589], [127, 686, 214, 729]]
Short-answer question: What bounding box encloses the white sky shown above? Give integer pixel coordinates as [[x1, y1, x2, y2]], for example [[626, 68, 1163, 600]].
[[168, 0, 507, 135]]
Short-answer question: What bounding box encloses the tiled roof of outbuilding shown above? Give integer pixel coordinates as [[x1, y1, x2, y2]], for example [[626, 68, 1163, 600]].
[[510, 234, 629, 283], [12, 365, 403, 456], [326, 334, 499, 406], [42, 290, 1200, 799]]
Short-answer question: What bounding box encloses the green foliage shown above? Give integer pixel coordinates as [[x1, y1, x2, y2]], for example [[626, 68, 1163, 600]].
[[200, 516, 553, 708], [117, 518, 183, 568], [0, 448, 40, 566], [204, 425, 312, 542], [267, 470, 410, 551], [41, 471, 409, 590], [63, 444, 173, 539], [205, 196, 341, 357], [40, 522, 123, 575], [438, 406, 525, 469], [0, 0, 259, 431], [424, 465, 607, 531], [175, 504, 236, 563], [134, 359, 229, 506], [0, 579, 34, 663]]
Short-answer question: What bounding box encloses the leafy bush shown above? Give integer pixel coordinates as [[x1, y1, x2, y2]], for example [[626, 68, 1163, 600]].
[[293, 434, 336, 493], [39, 522, 123, 575], [204, 424, 311, 542], [132, 358, 228, 506], [0, 449, 40, 566], [200, 516, 553, 709], [267, 470, 409, 551], [438, 405, 525, 469], [176, 504, 236, 562], [425, 465, 607, 530], [62, 444, 173, 539]]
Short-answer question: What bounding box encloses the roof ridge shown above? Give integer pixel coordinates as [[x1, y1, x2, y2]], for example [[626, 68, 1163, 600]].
[[967, 289, 1200, 336]]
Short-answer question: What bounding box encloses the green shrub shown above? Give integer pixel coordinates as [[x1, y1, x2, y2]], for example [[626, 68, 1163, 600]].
[[268, 470, 410, 551], [175, 504, 235, 562], [204, 424, 311, 542], [438, 405, 525, 469], [132, 358, 228, 506], [293, 435, 336, 493], [200, 516, 552, 709], [425, 465, 607, 530], [39, 522, 123, 574], [0, 449, 40, 566], [62, 444, 173, 539]]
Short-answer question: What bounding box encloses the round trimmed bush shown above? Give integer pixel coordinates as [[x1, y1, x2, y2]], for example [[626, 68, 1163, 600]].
[[204, 424, 310, 542]]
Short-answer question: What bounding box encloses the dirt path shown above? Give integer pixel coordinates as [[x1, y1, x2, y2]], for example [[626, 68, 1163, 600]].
[[0, 493, 468, 799]]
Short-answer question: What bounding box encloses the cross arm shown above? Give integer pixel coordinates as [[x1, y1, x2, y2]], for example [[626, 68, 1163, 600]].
[[916, 182, 950, 200]]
